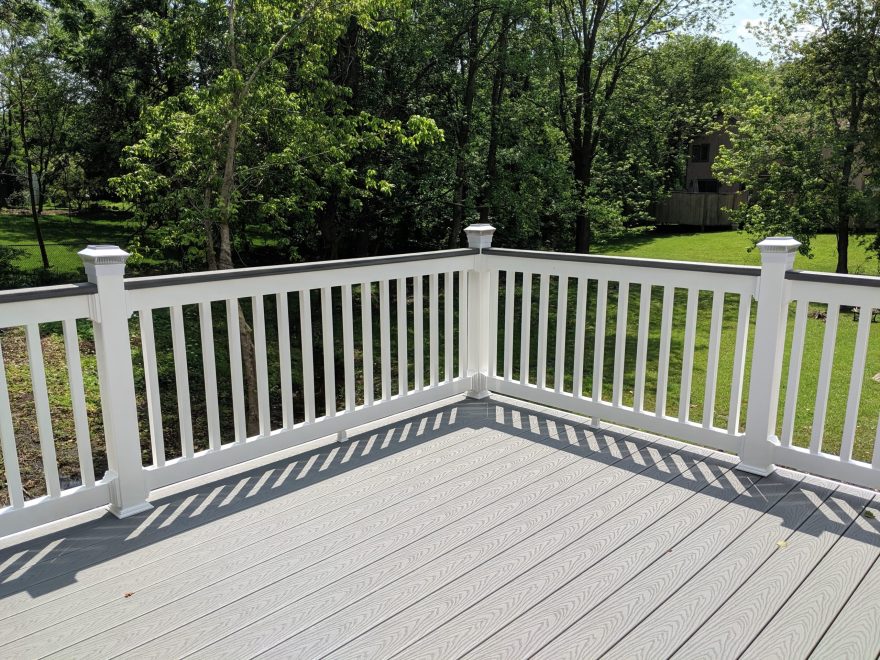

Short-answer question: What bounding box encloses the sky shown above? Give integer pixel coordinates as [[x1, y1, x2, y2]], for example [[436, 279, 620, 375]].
[[715, 0, 768, 58]]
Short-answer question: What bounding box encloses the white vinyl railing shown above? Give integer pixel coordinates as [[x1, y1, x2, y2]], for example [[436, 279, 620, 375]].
[[0, 225, 879, 538]]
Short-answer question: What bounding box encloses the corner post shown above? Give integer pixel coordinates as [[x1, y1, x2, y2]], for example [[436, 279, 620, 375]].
[[79, 245, 152, 518], [738, 236, 800, 476], [464, 224, 495, 399]]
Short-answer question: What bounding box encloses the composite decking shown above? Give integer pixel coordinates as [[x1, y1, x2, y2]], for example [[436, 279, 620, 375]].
[[0, 396, 878, 659]]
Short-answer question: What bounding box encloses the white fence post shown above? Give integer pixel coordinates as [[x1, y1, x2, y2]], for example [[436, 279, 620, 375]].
[[79, 245, 152, 518], [739, 236, 800, 476], [464, 223, 495, 399]]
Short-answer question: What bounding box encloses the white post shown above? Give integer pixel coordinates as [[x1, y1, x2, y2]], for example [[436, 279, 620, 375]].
[[464, 223, 495, 399], [739, 236, 800, 476], [79, 245, 152, 517]]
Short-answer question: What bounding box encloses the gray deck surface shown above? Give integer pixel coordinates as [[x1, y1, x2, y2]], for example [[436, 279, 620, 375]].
[[0, 395, 878, 659]]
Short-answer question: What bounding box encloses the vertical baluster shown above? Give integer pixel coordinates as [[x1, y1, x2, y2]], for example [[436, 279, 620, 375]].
[[727, 293, 752, 435], [810, 304, 839, 454], [459, 270, 469, 378], [656, 286, 674, 418], [170, 306, 194, 457], [396, 278, 408, 396], [678, 289, 699, 423], [592, 280, 608, 402], [298, 290, 316, 423], [139, 310, 165, 464], [872, 413, 880, 470], [503, 272, 515, 381], [360, 283, 374, 406], [321, 287, 336, 416], [25, 324, 60, 497], [62, 320, 94, 486], [342, 284, 356, 410], [572, 277, 588, 398], [276, 293, 294, 428], [701, 291, 725, 429], [536, 274, 550, 389], [487, 269, 499, 380], [429, 273, 439, 386], [841, 304, 872, 461], [226, 300, 247, 442], [444, 272, 453, 382], [554, 276, 568, 393], [632, 284, 652, 413], [197, 304, 221, 451], [380, 280, 392, 399], [612, 281, 630, 406], [0, 340, 24, 508], [252, 296, 271, 434], [413, 276, 424, 391], [780, 299, 808, 446], [520, 273, 532, 385]]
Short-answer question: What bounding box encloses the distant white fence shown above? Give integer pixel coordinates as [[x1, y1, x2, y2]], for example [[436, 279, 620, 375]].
[[1, 224, 878, 537]]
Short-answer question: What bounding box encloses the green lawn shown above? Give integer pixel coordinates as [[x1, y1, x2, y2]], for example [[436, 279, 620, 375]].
[[600, 229, 880, 275], [514, 229, 880, 465], [0, 210, 138, 277], [2, 225, 878, 505]]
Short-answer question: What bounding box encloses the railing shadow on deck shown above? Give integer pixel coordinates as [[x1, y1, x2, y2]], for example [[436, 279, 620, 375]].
[[0, 398, 876, 602]]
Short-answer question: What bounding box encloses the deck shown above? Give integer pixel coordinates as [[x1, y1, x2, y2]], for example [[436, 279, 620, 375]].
[[1, 395, 879, 659]]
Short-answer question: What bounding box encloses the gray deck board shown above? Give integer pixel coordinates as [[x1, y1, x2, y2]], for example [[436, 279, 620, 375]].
[[673, 483, 872, 659], [1, 427, 529, 647], [0, 396, 877, 660], [249, 440, 701, 658], [340, 449, 730, 660], [529, 469, 799, 659], [741, 494, 880, 660]]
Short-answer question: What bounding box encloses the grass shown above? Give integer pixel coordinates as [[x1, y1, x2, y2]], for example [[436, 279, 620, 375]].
[[600, 228, 880, 275], [1, 226, 878, 506], [0, 210, 139, 277], [547, 228, 880, 464]]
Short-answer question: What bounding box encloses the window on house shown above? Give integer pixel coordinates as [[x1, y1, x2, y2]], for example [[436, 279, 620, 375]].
[[691, 143, 710, 162], [697, 179, 721, 193]]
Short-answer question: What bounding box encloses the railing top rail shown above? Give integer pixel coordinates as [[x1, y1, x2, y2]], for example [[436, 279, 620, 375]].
[[0, 282, 97, 304], [483, 247, 762, 277], [123, 248, 477, 291], [786, 269, 880, 289]]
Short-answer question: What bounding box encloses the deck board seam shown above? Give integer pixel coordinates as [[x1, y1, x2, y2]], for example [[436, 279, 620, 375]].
[[259, 443, 701, 658], [598, 472, 807, 659], [8, 430, 558, 653], [666, 483, 841, 658], [737, 493, 875, 659], [0, 404, 494, 597], [148, 436, 645, 653], [0, 412, 508, 611], [454, 459, 737, 659], [803, 495, 880, 659], [385, 452, 731, 660]]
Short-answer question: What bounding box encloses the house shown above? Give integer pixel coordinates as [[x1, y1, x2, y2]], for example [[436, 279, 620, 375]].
[[656, 127, 747, 228]]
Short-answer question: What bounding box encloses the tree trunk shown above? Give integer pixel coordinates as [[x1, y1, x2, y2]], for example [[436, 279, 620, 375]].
[[203, 186, 218, 271], [573, 146, 591, 253], [217, 88, 259, 435], [478, 14, 509, 224], [449, 6, 481, 248], [15, 95, 49, 269], [836, 149, 854, 274], [835, 95, 862, 275]]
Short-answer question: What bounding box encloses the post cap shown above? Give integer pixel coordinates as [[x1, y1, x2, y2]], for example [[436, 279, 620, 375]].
[[756, 237, 801, 254], [78, 245, 130, 265], [464, 223, 495, 250]]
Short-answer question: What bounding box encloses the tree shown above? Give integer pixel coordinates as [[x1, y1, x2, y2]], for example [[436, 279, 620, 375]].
[[113, 0, 441, 432], [0, 1, 80, 269], [720, 0, 880, 273], [544, 0, 724, 252]]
